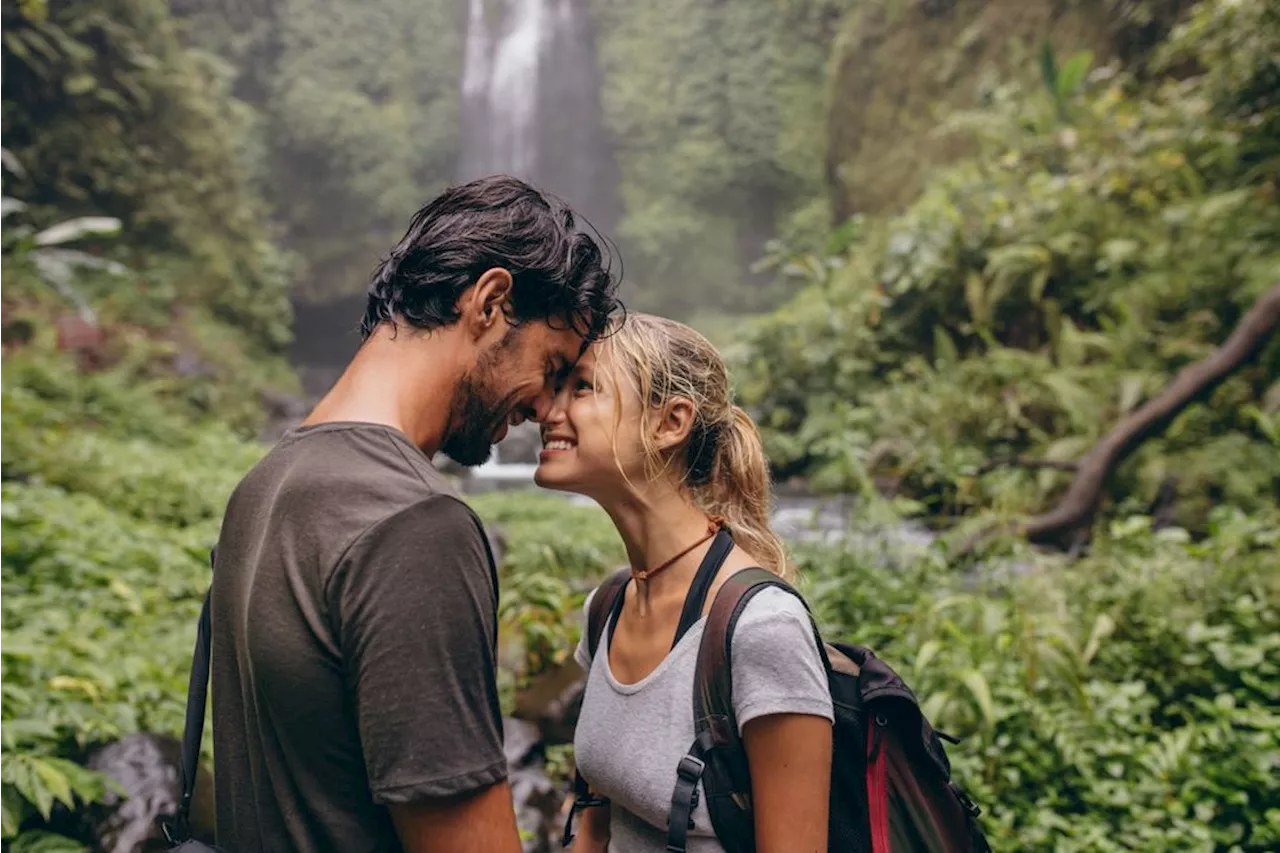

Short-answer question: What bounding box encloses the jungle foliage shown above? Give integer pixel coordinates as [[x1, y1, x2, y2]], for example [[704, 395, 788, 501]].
[[1, 0, 294, 351], [1, 1, 1277, 851], [738, 0, 1280, 538]]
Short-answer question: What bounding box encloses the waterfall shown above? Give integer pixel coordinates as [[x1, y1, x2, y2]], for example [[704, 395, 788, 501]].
[[458, 0, 618, 233], [456, 0, 620, 473]]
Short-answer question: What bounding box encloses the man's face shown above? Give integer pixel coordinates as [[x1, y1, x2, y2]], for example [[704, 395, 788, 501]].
[[441, 320, 586, 466]]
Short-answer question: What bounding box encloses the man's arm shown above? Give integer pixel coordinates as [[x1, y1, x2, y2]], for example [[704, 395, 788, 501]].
[[332, 495, 520, 852], [390, 780, 522, 853]]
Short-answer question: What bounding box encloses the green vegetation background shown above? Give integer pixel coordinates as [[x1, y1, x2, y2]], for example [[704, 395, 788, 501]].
[[2, 0, 1277, 850]]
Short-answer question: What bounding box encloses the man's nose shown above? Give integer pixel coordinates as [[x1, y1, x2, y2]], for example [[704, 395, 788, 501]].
[[528, 386, 557, 423], [531, 385, 569, 425]]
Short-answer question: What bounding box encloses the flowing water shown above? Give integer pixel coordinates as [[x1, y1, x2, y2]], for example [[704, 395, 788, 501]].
[[457, 0, 618, 232]]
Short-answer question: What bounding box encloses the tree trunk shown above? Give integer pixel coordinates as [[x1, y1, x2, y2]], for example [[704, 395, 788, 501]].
[[1022, 282, 1280, 546]]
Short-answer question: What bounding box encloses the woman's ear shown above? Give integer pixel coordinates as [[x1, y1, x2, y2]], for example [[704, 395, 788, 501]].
[[653, 397, 696, 453]]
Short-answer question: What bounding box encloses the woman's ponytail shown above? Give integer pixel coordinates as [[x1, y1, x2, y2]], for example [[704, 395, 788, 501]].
[[697, 406, 792, 580]]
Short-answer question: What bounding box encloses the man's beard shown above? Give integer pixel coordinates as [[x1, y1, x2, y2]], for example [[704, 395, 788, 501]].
[[440, 336, 519, 467]]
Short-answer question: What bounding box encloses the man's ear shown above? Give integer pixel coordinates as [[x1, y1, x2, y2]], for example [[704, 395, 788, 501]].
[[653, 397, 696, 453], [459, 268, 514, 342]]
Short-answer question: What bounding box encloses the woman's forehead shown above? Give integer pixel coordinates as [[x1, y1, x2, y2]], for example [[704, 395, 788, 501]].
[[575, 345, 602, 372]]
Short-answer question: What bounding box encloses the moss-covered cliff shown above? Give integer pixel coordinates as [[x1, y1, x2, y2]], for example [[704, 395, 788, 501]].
[[825, 0, 1189, 220]]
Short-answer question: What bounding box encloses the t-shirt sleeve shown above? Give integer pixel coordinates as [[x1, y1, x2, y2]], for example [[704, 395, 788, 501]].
[[329, 495, 506, 804], [730, 587, 834, 733]]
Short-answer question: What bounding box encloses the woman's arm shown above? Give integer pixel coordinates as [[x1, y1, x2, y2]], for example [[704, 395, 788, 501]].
[[742, 713, 833, 853], [570, 801, 611, 853]]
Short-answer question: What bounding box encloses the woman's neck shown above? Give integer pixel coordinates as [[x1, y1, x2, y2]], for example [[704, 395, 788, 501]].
[[602, 486, 714, 603]]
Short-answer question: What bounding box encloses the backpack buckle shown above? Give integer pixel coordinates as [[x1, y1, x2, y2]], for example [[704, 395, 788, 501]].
[[676, 754, 706, 782], [951, 782, 981, 817]]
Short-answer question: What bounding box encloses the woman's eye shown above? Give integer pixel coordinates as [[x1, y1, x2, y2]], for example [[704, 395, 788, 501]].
[[575, 379, 593, 394]]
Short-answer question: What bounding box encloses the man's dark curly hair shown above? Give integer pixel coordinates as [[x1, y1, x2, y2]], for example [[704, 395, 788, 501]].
[[361, 175, 621, 342]]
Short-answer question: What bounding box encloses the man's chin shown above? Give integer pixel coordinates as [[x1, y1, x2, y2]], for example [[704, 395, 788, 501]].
[[440, 439, 494, 468]]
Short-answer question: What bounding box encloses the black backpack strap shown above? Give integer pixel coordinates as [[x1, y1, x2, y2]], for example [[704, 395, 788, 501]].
[[667, 568, 828, 853], [162, 555, 215, 846], [671, 529, 734, 649], [561, 569, 630, 848]]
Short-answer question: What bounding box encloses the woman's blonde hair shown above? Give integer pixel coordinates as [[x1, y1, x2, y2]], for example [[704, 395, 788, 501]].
[[598, 313, 792, 580]]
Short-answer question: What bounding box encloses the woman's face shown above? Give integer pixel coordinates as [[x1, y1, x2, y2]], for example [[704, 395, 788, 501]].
[[533, 344, 648, 499]]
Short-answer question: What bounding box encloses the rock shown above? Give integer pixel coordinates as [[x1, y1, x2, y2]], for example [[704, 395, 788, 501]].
[[258, 389, 312, 443], [171, 350, 214, 379], [505, 717, 544, 767], [513, 660, 587, 746], [505, 717, 564, 853], [1, 316, 35, 352], [83, 733, 215, 853], [55, 313, 109, 370]]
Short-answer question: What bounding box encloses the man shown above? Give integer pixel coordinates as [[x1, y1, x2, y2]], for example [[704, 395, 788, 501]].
[[210, 176, 621, 853]]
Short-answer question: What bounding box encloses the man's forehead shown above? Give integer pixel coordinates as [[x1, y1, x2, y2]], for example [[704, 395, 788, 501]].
[[532, 323, 588, 361]]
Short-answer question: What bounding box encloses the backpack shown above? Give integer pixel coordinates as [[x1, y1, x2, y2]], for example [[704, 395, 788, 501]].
[[564, 532, 991, 853]]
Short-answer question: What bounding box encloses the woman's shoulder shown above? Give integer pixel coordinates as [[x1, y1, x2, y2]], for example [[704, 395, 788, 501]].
[[724, 583, 833, 726], [726, 583, 823, 668], [731, 582, 814, 632]]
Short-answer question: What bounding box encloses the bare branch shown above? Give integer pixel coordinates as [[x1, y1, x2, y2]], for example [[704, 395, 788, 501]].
[[1022, 282, 1280, 547]]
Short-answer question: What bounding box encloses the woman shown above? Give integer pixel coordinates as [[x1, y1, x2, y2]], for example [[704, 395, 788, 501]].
[[534, 313, 833, 853]]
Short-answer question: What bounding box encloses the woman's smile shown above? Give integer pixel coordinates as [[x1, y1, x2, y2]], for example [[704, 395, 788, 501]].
[[540, 434, 577, 460]]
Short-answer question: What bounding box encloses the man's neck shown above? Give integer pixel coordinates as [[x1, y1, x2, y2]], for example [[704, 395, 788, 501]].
[[303, 325, 459, 455]]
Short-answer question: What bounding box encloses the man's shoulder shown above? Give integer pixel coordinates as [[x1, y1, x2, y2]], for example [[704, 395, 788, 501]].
[[240, 423, 457, 512], [222, 423, 481, 570], [277, 422, 454, 491]]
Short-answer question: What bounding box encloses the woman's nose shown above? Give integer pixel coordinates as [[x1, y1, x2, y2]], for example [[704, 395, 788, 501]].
[[536, 388, 570, 425]]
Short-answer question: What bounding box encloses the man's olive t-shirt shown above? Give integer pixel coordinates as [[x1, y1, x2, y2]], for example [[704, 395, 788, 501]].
[[210, 423, 506, 853]]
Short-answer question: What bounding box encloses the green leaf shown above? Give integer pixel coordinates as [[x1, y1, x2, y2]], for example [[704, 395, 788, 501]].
[[32, 217, 121, 247], [932, 326, 959, 366], [964, 272, 987, 326], [62, 74, 96, 97], [2, 784, 27, 840], [1057, 51, 1094, 97], [960, 669, 997, 730], [11, 830, 87, 853], [920, 690, 952, 726], [1039, 40, 1058, 96], [1118, 375, 1146, 414], [1054, 320, 1085, 368], [4, 757, 53, 822], [32, 760, 73, 813], [1081, 613, 1116, 668], [1029, 266, 1050, 304], [0, 719, 58, 750], [915, 639, 943, 675]]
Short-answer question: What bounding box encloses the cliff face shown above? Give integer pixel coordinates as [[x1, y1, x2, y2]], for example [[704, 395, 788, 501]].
[[825, 0, 1188, 220]]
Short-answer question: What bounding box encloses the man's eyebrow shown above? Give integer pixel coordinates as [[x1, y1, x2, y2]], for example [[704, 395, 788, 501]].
[[551, 354, 573, 378]]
